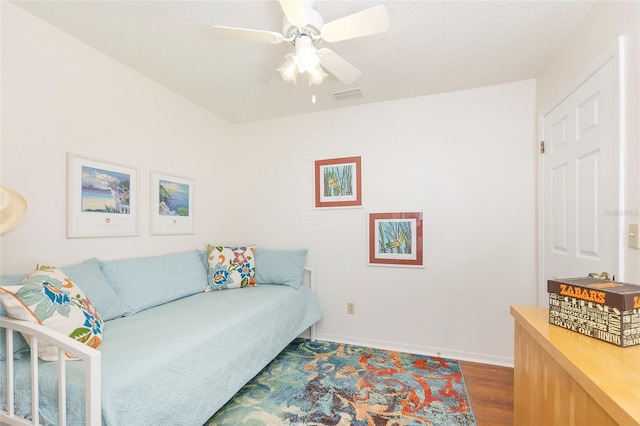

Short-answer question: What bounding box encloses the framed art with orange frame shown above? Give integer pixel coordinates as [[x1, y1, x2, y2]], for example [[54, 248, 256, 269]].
[[368, 212, 424, 267], [314, 156, 362, 208]]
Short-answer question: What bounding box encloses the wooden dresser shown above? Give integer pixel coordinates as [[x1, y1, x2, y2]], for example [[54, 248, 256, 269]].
[[511, 305, 640, 425]]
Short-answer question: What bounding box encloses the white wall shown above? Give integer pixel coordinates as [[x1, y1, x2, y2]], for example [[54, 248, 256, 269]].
[[232, 80, 538, 365], [536, 0, 640, 283], [1, 2, 539, 365], [0, 3, 232, 273]]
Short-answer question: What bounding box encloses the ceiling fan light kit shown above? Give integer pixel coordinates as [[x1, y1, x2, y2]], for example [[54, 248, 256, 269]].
[[211, 0, 389, 87], [276, 34, 329, 86]]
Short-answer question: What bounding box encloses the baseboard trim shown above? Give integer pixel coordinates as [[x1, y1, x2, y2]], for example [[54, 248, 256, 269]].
[[314, 332, 514, 368]]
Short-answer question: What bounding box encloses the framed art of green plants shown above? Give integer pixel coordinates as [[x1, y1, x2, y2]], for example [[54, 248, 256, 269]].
[[368, 212, 424, 267], [314, 156, 362, 208]]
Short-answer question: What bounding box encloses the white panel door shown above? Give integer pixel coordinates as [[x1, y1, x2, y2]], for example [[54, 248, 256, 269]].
[[542, 58, 618, 302]]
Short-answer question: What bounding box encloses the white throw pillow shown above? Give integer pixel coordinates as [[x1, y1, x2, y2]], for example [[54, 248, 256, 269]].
[[0, 265, 104, 361], [205, 245, 256, 291]]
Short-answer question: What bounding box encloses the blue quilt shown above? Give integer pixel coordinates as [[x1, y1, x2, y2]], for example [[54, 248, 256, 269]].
[[1, 285, 322, 425]]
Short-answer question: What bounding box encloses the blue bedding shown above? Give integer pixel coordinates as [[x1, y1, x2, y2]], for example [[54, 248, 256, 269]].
[[1, 284, 322, 425]]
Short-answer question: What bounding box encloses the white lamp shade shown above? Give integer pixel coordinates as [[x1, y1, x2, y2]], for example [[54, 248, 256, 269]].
[[294, 35, 320, 73], [309, 66, 326, 86], [0, 186, 27, 236], [296, 48, 319, 73], [278, 54, 299, 83]]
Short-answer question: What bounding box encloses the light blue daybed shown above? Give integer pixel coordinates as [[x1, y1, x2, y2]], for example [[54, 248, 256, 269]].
[[0, 248, 322, 425]]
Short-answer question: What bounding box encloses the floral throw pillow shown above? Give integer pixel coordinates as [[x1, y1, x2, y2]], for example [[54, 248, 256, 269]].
[[0, 265, 104, 361], [205, 245, 256, 291]]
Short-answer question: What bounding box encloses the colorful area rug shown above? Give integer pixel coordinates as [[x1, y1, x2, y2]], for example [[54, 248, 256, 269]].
[[205, 338, 476, 425]]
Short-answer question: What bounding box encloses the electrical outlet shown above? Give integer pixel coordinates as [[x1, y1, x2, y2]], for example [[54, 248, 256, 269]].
[[347, 303, 355, 314]]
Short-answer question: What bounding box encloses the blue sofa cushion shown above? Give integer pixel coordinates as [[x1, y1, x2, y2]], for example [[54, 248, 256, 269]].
[[254, 248, 308, 289], [101, 250, 207, 313], [62, 258, 131, 321]]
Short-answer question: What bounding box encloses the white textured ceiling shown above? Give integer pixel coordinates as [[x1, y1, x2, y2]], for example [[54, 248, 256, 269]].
[[10, 0, 595, 123]]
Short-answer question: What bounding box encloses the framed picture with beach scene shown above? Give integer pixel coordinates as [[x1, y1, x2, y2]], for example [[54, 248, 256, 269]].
[[150, 171, 194, 235], [314, 156, 362, 208], [66, 153, 139, 238], [368, 212, 424, 267]]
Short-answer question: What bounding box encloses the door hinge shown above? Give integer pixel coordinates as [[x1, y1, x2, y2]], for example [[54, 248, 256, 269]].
[[540, 141, 545, 154]]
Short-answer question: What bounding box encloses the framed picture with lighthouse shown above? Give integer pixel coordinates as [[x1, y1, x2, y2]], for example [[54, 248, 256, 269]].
[[150, 171, 194, 235], [66, 153, 139, 238]]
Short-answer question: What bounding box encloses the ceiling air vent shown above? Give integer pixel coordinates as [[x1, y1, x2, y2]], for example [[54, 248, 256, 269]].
[[332, 88, 363, 102]]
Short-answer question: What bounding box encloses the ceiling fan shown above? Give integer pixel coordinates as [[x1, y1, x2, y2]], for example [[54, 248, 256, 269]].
[[211, 0, 389, 86]]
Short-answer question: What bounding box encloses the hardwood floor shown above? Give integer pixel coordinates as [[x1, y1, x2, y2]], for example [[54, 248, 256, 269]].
[[460, 361, 514, 426]]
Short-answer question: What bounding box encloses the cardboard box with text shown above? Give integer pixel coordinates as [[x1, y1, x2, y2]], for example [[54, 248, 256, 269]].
[[548, 277, 640, 347]]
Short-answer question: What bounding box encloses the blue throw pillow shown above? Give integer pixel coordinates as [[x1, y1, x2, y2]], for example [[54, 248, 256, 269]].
[[0, 273, 30, 360], [254, 248, 308, 289], [1, 257, 127, 360], [101, 250, 208, 313], [197, 249, 208, 271], [61, 258, 132, 321]]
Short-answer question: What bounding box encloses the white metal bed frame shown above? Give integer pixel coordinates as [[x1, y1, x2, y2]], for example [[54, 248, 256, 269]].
[[1, 318, 101, 426]]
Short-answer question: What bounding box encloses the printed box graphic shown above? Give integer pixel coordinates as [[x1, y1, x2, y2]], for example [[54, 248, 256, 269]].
[[547, 277, 640, 348]]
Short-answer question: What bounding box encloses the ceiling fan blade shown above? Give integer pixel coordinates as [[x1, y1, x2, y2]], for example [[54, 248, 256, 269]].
[[321, 5, 389, 42], [317, 48, 362, 85], [279, 0, 308, 28], [211, 26, 284, 44]]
